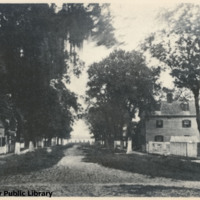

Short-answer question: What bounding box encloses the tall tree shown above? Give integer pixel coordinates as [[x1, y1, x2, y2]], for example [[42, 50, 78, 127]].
[[0, 4, 117, 151], [86, 50, 160, 148], [142, 3, 200, 132]]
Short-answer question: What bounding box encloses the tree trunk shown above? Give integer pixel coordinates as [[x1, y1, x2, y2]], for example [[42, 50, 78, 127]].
[[109, 139, 114, 149], [5, 136, 8, 153], [57, 137, 59, 145], [35, 140, 38, 149], [14, 142, 21, 154], [114, 140, 118, 149], [194, 93, 200, 133], [48, 138, 51, 147], [105, 138, 109, 148], [126, 137, 132, 154], [41, 138, 44, 148], [120, 140, 124, 150], [104, 135, 114, 149], [59, 138, 62, 145], [14, 109, 23, 154], [29, 141, 34, 151]]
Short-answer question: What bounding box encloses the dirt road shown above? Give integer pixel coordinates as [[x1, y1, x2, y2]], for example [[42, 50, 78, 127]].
[[1, 145, 200, 196]]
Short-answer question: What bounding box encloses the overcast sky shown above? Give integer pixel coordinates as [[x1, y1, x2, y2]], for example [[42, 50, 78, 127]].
[[68, 1, 200, 139], [68, 1, 178, 139], [69, 2, 177, 97], [0, 0, 197, 138]]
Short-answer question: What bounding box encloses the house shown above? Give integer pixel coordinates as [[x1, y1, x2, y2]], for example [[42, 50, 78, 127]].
[[0, 120, 16, 154], [0, 120, 6, 154], [140, 93, 200, 154]]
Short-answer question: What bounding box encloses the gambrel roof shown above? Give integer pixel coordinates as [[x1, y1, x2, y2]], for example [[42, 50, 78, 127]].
[[154, 101, 196, 116]]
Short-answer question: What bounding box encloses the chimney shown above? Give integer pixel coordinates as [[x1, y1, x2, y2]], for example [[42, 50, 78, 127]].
[[167, 93, 173, 103]]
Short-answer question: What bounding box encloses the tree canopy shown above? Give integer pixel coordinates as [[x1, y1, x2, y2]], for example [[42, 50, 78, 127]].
[[142, 3, 200, 132], [0, 3, 117, 147], [86, 50, 160, 147]]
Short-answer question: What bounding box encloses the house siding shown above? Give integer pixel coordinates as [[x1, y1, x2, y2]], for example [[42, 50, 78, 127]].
[[170, 142, 198, 157], [0, 128, 4, 137], [145, 117, 199, 142]]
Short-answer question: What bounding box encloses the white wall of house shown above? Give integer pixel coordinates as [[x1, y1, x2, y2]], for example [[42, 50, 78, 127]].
[[0, 128, 4, 137], [170, 142, 197, 157], [145, 117, 198, 142], [147, 141, 170, 155]]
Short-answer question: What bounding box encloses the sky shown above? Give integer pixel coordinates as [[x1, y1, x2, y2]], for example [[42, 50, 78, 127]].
[[0, 0, 197, 138], [68, 1, 198, 139], [1, 1, 197, 138], [69, 1, 175, 139], [0, 0, 180, 139], [69, 2, 176, 96]]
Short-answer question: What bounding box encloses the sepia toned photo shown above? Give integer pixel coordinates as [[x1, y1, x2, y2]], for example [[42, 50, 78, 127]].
[[0, 0, 200, 197]]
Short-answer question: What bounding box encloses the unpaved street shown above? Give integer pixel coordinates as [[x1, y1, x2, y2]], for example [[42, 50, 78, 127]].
[[1, 145, 200, 196]]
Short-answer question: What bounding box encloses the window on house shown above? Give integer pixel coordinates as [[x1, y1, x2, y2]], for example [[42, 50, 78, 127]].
[[155, 103, 161, 111], [156, 120, 163, 128], [180, 102, 189, 111], [2, 137, 5, 146], [182, 120, 191, 128], [155, 135, 164, 142], [0, 137, 5, 147]]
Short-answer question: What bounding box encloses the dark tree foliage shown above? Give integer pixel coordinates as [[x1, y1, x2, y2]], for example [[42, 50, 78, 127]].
[[0, 4, 116, 145], [142, 3, 200, 132], [86, 50, 160, 148]]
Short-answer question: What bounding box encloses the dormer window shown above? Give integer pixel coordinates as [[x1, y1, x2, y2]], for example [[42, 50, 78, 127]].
[[167, 93, 173, 103], [182, 120, 191, 128], [156, 120, 163, 128], [155, 103, 161, 111], [180, 102, 189, 111]]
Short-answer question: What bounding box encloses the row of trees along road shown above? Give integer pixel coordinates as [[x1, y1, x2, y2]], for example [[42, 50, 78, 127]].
[[142, 3, 200, 133], [86, 50, 160, 148], [86, 3, 200, 149], [0, 4, 117, 153]]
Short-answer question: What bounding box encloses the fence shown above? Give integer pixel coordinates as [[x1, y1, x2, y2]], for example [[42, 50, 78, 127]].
[[147, 141, 170, 155], [64, 138, 95, 145], [170, 141, 198, 157]]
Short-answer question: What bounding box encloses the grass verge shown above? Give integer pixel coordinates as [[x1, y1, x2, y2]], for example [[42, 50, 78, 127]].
[[82, 145, 200, 181], [0, 144, 73, 177]]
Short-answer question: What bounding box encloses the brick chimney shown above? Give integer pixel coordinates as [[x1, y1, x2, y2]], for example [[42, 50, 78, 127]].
[[167, 93, 173, 103]]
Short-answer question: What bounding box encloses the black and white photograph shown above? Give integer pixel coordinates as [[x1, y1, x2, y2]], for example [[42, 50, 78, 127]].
[[0, 0, 200, 197]]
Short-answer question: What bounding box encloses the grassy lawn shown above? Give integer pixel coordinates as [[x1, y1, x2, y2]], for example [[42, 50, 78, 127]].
[[0, 144, 73, 177], [82, 145, 200, 181]]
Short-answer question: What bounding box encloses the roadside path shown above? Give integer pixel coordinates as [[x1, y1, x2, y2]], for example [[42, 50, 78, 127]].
[[55, 145, 200, 188], [1, 144, 200, 196]]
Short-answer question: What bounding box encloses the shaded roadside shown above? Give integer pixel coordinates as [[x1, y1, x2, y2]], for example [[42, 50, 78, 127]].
[[1, 144, 200, 196], [1, 183, 200, 197], [0, 144, 73, 177], [82, 145, 200, 181]]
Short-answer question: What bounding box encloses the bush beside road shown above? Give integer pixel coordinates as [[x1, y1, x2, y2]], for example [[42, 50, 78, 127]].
[[82, 145, 200, 181], [0, 144, 73, 177]]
